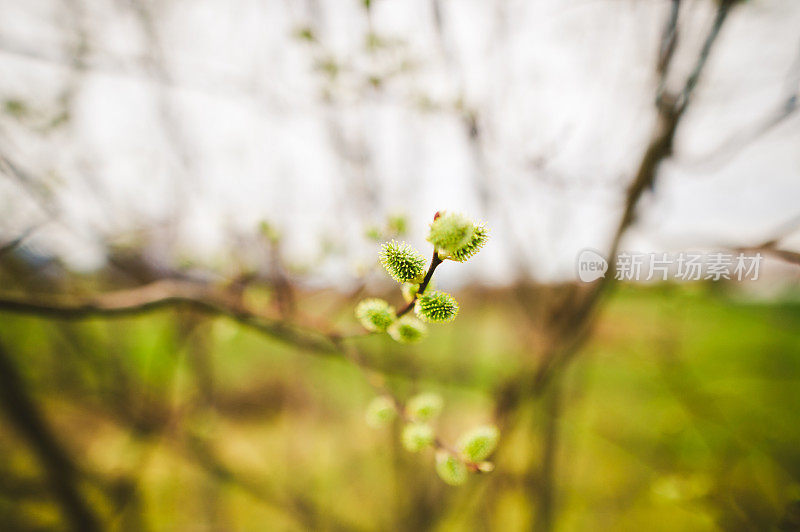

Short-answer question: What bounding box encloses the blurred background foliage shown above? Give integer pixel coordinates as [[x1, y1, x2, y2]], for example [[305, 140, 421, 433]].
[[1, 281, 800, 530], [1, 0, 800, 529]]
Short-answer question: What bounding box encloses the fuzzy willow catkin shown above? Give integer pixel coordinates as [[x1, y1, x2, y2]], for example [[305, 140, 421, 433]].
[[402, 423, 435, 452], [457, 425, 499, 463], [365, 396, 396, 428], [380, 240, 426, 282], [406, 392, 443, 422], [355, 298, 396, 332], [427, 211, 488, 262], [427, 212, 475, 254], [358, 211, 498, 485], [435, 451, 468, 486], [415, 291, 459, 323], [387, 316, 427, 344], [448, 223, 488, 262]]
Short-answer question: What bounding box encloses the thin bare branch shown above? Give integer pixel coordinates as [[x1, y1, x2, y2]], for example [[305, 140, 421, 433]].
[[0, 341, 101, 532], [0, 223, 44, 258], [679, 37, 800, 170], [657, 0, 681, 91], [0, 280, 340, 355]]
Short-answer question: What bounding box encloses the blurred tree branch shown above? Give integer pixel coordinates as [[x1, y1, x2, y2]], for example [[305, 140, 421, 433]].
[[0, 223, 44, 258], [483, 2, 741, 530], [0, 341, 100, 532], [0, 279, 340, 354], [0, 278, 489, 390], [679, 38, 800, 170]]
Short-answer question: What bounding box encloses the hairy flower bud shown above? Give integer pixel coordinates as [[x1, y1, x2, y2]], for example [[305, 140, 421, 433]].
[[365, 396, 396, 428], [379, 240, 426, 283], [406, 392, 443, 422], [415, 291, 459, 323], [435, 451, 468, 486], [427, 211, 487, 262], [355, 298, 396, 332], [427, 211, 474, 253], [457, 425, 499, 462], [448, 223, 488, 262], [387, 316, 427, 344], [402, 423, 434, 452]]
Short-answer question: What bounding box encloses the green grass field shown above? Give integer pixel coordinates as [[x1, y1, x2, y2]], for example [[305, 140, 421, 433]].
[[1, 283, 799, 530]]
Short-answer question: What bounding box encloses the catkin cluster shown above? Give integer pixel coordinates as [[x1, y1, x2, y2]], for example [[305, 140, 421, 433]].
[[356, 211, 497, 485]]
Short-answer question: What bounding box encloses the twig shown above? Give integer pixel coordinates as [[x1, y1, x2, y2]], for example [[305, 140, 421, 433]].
[[0, 279, 340, 355], [333, 338, 477, 467], [0, 341, 101, 532], [679, 38, 800, 170], [0, 223, 45, 258], [676, 0, 734, 113], [396, 250, 442, 318], [656, 0, 681, 90], [490, 5, 740, 526]]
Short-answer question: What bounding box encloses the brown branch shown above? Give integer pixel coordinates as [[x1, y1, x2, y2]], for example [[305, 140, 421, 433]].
[[0, 341, 101, 532], [676, 0, 734, 113], [735, 246, 800, 267], [729, 212, 800, 267], [491, 6, 742, 527], [0, 280, 340, 355], [0, 224, 44, 258], [492, 2, 741, 507], [656, 0, 681, 86], [679, 38, 800, 170], [0, 280, 486, 390], [396, 250, 442, 318]]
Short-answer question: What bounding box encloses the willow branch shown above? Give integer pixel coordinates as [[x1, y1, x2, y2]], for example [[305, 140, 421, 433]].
[[0, 280, 339, 355], [0, 280, 486, 389], [495, 0, 740, 420], [396, 250, 442, 318]]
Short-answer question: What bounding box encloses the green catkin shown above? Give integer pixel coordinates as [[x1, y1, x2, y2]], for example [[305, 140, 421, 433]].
[[457, 425, 499, 462], [448, 223, 488, 262], [355, 298, 396, 332], [365, 396, 396, 428], [427, 211, 488, 262], [387, 316, 427, 344], [406, 392, 443, 422], [402, 423, 435, 452], [415, 291, 459, 323], [379, 240, 427, 282], [435, 451, 468, 486], [359, 211, 497, 485], [427, 212, 475, 254]]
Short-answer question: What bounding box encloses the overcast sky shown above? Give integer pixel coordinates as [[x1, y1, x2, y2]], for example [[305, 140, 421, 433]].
[[1, 0, 799, 284]]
